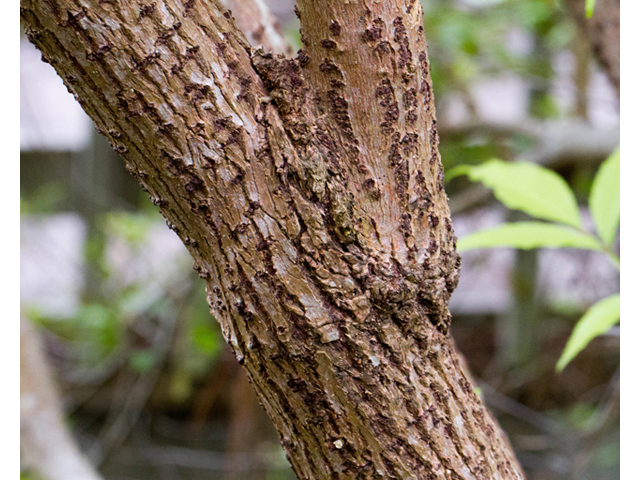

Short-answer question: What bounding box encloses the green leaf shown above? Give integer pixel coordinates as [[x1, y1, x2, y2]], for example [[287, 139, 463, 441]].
[[446, 165, 472, 180], [455, 159, 582, 228], [589, 147, 620, 246], [192, 321, 221, 357], [556, 294, 620, 371], [585, 0, 595, 18], [105, 212, 156, 245], [129, 349, 158, 373], [457, 222, 603, 252]]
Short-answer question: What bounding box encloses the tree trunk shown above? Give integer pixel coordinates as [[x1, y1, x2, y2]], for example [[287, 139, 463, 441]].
[[20, 0, 525, 478], [21, 316, 104, 480], [565, 0, 620, 97]]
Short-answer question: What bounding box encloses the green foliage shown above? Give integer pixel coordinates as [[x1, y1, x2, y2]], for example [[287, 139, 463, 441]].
[[453, 152, 620, 370], [191, 319, 221, 357], [19, 183, 67, 214], [283, 17, 302, 51], [585, 0, 596, 18], [74, 303, 122, 365], [83, 232, 109, 278], [593, 442, 620, 468], [25, 208, 224, 386], [569, 165, 599, 203], [589, 147, 620, 246], [423, 0, 569, 101], [449, 159, 582, 228], [20, 472, 42, 480], [28, 302, 122, 368], [530, 92, 560, 119], [417, 0, 574, 193], [565, 402, 599, 431], [438, 133, 504, 172], [106, 211, 157, 245], [129, 349, 158, 373], [473, 386, 484, 400], [556, 294, 620, 371], [457, 222, 603, 252]]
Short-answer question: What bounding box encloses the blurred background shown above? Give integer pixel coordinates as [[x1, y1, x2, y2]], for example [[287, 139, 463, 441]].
[[20, 0, 619, 479]]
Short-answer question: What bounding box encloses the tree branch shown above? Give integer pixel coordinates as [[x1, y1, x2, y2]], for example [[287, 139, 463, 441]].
[[21, 316, 104, 480], [20, 0, 525, 477], [564, 0, 620, 96], [439, 119, 619, 167]]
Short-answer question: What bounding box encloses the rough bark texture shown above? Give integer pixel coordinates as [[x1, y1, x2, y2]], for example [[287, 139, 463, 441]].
[[20, 0, 525, 478], [565, 0, 620, 96]]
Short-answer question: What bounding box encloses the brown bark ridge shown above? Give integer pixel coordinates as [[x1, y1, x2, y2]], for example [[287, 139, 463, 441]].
[[20, 0, 525, 478], [565, 0, 620, 96]]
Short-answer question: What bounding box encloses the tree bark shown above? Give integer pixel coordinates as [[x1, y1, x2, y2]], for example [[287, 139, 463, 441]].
[[20, 0, 525, 478], [565, 0, 620, 97]]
